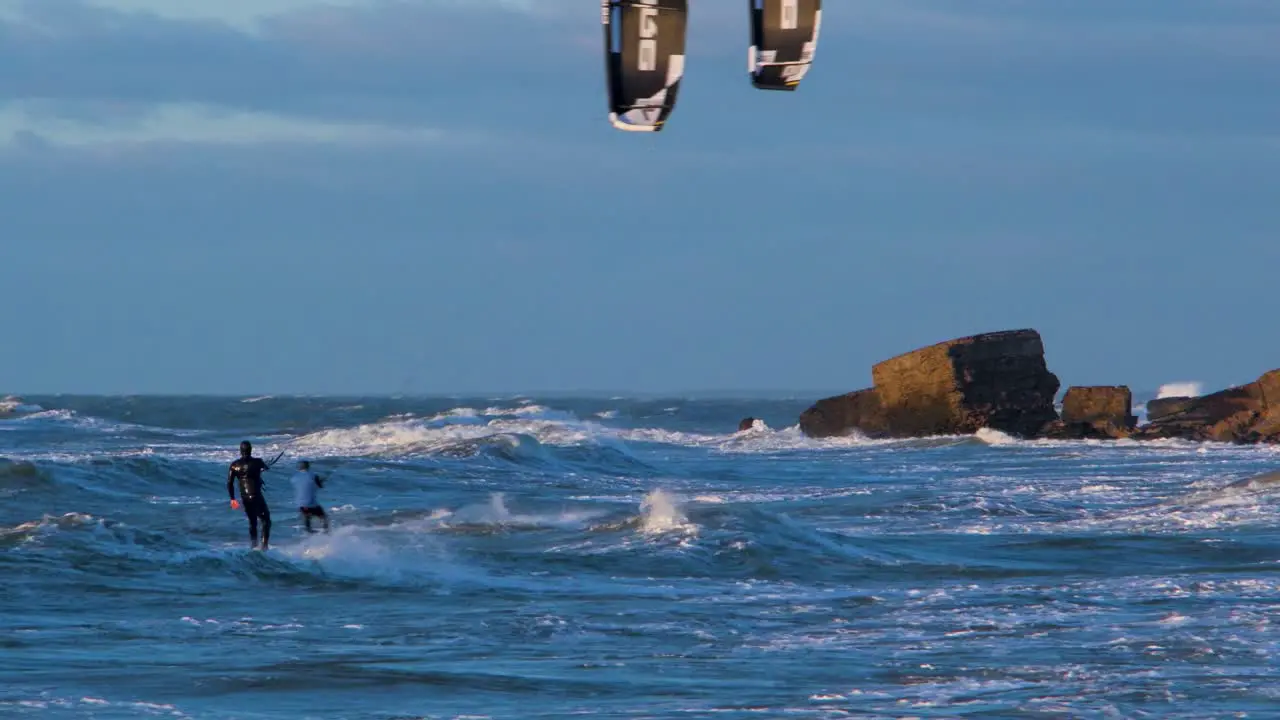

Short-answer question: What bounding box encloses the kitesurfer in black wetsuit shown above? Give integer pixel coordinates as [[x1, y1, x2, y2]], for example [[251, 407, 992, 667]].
[[227, 440, 273, 550]]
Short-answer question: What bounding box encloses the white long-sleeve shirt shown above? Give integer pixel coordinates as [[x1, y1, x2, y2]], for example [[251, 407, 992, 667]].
[[289, 471, 322, 508]]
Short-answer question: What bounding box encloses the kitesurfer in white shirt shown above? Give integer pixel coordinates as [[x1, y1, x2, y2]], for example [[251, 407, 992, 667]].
[[289, 460, 329, 533]]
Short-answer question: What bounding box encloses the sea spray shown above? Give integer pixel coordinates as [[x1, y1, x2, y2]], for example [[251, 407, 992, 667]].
[[639, 489, 693, 535], [1157, 381, 1203, 399], [974, 427, 1019, 445]]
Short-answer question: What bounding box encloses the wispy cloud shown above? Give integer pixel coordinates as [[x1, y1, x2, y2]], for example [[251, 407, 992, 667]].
[[4, 0, 560, 31], [0, 99, 447, 151], [0, 0, 583, 148], [0, 0, 588, 105]]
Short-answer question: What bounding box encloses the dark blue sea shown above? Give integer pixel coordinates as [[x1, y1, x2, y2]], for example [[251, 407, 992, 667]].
[[4, 394, 1280, 719]]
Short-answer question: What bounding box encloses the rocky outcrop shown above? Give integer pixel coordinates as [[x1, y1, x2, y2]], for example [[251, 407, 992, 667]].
[[1042, 386, 1137, 439], [1132, 369, 1280, 443], [798, 328, 1280, 444], [799, 329, 1060, 439]]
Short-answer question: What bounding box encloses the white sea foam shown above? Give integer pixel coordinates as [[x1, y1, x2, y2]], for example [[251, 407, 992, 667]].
[[0, 696, 191, 718], [439, 492, 609, 529], [0, 395, 43, 414], [8, 400, 1278, 474], [290, 413, 595, 457], [266, 492, 621, 585], [975, 427, 1019, 445], [276, 524, 418, 579], [263, 402, 1280, 463], [1157, 381, 1203, 399], [639, 489, 694, 535], [2, 408, 203, 438], [2, 511, 99, 539], [288, 403, 881, 459]]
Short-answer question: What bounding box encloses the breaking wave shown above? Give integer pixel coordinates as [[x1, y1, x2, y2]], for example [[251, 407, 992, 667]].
[[1157, 381, 1204, 398]]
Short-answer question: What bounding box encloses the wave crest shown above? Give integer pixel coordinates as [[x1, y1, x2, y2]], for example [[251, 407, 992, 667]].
[[1157, 381, 1203, 399]]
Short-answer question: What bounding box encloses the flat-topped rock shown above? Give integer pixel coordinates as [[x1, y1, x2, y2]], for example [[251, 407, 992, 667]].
[[799, 329, 1060, 439]]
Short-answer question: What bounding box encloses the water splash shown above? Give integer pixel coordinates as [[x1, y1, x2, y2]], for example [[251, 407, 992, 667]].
[[639, 489, 694, 535], [1157, 381, 1203, 399], [975, 428, 1019, 445]]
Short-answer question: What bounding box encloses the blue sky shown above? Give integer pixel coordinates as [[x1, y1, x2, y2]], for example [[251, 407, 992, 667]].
[[2, 0, 1278, 396]]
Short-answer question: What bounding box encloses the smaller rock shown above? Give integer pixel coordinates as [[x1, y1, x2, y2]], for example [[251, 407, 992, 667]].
[[798, 388, 886, 438], [1146, 396, 1197, 423], [1055, 386, 1136, 439]]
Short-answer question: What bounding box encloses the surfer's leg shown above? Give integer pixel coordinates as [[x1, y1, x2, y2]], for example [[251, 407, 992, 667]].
[[306, 506, 329, 533], [300, 507, 314, 533], [245, 508, 259, 548], [259, 504, 272, 549]]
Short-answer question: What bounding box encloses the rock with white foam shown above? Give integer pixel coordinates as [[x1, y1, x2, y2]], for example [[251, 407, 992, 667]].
[[1133, 369, 1280, 444]]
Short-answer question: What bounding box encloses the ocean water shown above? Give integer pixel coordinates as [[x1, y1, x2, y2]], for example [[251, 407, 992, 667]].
[[4, 394, 1280, 719]]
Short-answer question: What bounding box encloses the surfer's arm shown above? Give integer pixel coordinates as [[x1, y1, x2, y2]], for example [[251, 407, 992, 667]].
[[226, 467, 236, 500], [315, 475, 324, 488]]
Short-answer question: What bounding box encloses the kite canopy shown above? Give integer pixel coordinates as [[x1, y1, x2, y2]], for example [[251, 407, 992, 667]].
[[748, 0, 823, 92], [602, 0, 688, 133]]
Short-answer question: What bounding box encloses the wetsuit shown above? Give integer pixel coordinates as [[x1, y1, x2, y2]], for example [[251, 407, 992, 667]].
[[228, 454, 272, 549]]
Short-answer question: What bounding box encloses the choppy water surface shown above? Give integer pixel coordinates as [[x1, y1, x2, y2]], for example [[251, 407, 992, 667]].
[[4, 395, 1280, 719]]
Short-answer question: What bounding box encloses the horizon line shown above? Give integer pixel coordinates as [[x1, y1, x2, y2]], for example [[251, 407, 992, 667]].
[[6, 386, 1174, 400], [6, 388, 849, 398]]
